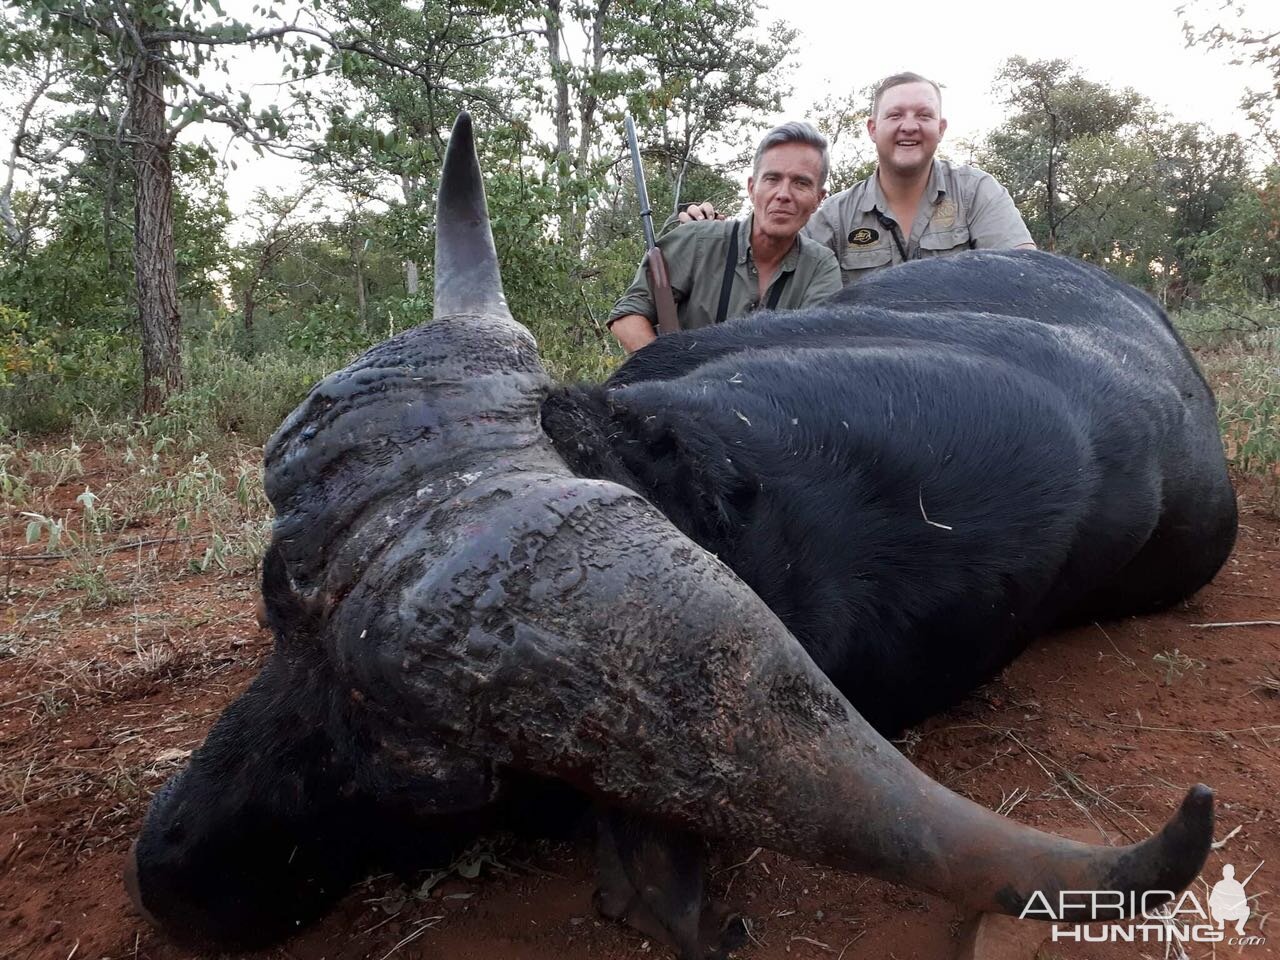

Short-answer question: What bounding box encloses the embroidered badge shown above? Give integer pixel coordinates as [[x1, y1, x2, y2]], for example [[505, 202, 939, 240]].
[[932, 199, 958, 229], [847, 227, 879, 245]]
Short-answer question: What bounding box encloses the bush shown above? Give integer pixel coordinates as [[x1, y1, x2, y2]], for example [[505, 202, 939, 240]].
[[1177, 302, 1280, 509], [0, 323, 139, 434], [170, 339, 359, 444]]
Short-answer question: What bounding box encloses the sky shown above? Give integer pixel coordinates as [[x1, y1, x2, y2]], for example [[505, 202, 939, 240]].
[[6, 0, 1262, 224], [765, 0, 1272, 152], [210, 0, 1273, 222]]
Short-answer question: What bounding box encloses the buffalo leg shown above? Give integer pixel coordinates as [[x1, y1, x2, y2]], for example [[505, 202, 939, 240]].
[[594, 807, 745, 960]]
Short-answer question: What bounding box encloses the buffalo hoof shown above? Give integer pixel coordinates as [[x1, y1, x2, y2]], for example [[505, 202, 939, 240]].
[[700, 904, 748, 960], [594, 808, 740, 959], [592, 886, 745, 960]]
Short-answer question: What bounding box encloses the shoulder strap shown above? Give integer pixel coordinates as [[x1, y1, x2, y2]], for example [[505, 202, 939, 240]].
[[715, 221, 739, 325], [874, 209, 910, 262], [765, 269, 790, 310]]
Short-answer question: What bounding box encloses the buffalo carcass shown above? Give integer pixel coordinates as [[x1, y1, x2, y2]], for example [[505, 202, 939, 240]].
[[127, 114, 1236, 959]]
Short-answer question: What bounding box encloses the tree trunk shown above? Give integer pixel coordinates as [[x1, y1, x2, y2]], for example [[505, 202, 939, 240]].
[[131, 52, 183, 412], [400, 173, 420, 295], [2, 67, 57, 249], [545, 0, 571, 161], [543, 0, 584, 249], [574, 0, 609, 173], [1045, 108, 1058, 253], [243, 284, 257, 335], [355, 257, 368, 331]]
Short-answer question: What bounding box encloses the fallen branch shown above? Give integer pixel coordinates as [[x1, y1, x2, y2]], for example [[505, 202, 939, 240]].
[[1189, 621, 1280, 629], [1212, 824, 1243, 850], [1, 535, 210, 561]]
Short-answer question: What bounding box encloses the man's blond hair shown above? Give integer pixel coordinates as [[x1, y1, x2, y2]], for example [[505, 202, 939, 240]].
[[871, 72, 943, 118]]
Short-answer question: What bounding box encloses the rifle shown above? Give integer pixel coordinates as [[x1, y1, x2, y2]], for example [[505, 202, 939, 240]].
[[624, 115, 679, 335]]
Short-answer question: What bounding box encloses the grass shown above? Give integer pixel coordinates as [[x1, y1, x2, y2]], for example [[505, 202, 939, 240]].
[[1152, 648, 1207, 685], [1257, 667, 1280, 696], [1175, 302, 1280, 511], [0, 431, 272, 832], [56, 564, 130, 611], [1, 292, 1275, 516], [3, 432, 270, 573]]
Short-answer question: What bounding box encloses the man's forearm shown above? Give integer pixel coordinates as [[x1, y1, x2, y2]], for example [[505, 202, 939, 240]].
[[610, 314, 658, 353]]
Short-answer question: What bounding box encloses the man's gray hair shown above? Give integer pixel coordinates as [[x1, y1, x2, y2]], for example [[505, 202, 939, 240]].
[[752, 121, 830, 187]]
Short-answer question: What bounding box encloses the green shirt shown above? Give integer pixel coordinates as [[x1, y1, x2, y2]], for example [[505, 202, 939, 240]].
[[804, 160, 1033, 286], [609, 215, 842, 331]]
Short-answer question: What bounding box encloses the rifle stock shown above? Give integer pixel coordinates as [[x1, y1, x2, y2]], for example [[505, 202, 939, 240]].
[[645, 248, 679, 335]]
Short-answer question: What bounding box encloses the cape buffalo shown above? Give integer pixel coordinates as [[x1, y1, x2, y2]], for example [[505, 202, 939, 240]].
[[126, 114, 1237, 959]]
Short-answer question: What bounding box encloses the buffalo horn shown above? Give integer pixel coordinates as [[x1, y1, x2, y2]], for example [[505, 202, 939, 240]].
[[349, 466, 1213, 921], [434, 111, 511, 321]]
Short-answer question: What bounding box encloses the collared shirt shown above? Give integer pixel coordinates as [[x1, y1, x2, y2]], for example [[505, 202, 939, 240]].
[[804, 159, 1033, 285], [608, 214, 842, 331]]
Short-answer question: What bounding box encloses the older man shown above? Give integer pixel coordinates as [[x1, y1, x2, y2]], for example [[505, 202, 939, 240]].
[[681, 73, 1034, 285], [608, 122, 841, 353]]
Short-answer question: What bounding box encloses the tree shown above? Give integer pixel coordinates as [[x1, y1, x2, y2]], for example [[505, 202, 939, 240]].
[[493, 0, 793, 244], [1193, 165, 1280, 301], [0, 0, 493, 410], [809, 84, 877, 193], [234, 185, 318, 337], [1, 45, 78, 251], [1181, 2, 1280, 162], [983, 57, 1149, 252], [979, 58, 1254, 298], [1160, 122, 1249, 297], [2, 129, 227, 335], [628, 0, 795, 215], [315, 0, 523, 298]]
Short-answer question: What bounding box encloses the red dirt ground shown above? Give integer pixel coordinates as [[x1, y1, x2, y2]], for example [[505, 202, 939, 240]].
[[2, 449, 1277, 960]]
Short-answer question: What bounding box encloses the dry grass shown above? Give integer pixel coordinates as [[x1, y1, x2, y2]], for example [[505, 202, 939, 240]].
[[0, 432, 271, 839], [1257, 666, 1280, 696], [1151, 648, 1207, 685]]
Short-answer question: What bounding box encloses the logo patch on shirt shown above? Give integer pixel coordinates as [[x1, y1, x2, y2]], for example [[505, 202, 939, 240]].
[[847, 227, 879, 246], [932, 199, 958, 229]]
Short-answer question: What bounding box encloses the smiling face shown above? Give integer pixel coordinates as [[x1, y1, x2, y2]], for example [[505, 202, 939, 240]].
[[867, 81, 947, 179], [747, 142, 827, 243]]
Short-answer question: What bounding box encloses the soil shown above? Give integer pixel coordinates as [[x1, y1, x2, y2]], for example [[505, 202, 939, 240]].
[[1, 447, 1277, 960]]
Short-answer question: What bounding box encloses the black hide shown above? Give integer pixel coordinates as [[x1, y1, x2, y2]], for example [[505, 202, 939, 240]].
[[543, 251, 1236, 734]]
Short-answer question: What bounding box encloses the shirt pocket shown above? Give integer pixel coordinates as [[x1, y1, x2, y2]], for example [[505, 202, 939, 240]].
[[839, 244, 893, 283], [919, 226, 972, 255]]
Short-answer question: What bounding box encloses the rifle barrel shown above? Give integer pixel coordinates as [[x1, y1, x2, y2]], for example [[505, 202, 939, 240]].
[[624, 115, 657, 250]]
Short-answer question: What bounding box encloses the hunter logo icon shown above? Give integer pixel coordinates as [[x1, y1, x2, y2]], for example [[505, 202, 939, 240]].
[[848, 227, 879, 246], [1210, 863, 1259, 935]]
